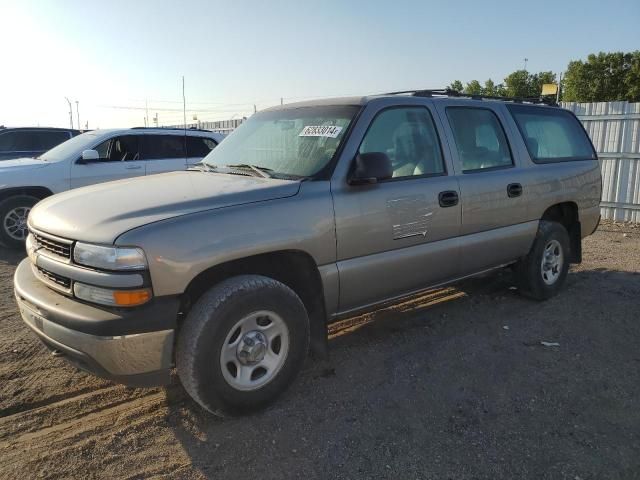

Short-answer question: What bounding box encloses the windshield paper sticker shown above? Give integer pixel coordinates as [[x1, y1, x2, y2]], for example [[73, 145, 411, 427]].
[[299, 125, 343, 138]]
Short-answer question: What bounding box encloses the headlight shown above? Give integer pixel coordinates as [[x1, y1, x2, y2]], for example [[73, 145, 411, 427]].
[[74, 282, 152, 307], [73, 242, 147, 271]]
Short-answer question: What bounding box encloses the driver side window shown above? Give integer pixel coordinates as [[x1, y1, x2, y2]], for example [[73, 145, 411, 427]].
[[359, 107, 445, 179], [93, 135, 140, 162]]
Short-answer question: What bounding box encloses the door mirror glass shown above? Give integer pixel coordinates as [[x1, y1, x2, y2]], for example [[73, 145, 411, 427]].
[[349, 152, 393, 185], [80, 149, 100, 162]]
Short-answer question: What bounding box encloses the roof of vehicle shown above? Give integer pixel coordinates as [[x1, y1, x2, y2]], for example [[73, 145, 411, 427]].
[[76, 128, 223, 138], [265, 89, 559, 111], [0, 126, 81, 132]]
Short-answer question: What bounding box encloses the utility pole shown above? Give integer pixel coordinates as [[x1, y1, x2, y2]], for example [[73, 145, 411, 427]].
[[182, 76, 187, 129], [523, 58, 528, 71], [556, 72, 563, 103], [153, 113, 158, 127], [64, 97, 73, 129], [145, 98, 149, 127], [75, 101, 80, 131], [280, 97, 283, 105]]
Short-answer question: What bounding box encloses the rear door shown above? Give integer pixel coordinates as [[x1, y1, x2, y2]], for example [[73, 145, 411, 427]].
[[141, 134, 187, 175], [435, 102, 534, 274], [331, 102, 461, 314], [70, 135, 146, 188]]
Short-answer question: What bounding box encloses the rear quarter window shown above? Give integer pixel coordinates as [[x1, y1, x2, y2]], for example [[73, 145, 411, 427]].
[[507, 105, 596, 163]]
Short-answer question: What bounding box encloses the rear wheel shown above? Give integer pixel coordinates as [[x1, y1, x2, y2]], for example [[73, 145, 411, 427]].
[[176, 275, 310, 415], [515, 220, 571, 300], [0, 195, 39, 249]]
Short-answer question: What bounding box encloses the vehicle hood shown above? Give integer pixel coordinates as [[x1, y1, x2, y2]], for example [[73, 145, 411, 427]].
[[29, 171, 301, 243], [0, 157, 49, 171]]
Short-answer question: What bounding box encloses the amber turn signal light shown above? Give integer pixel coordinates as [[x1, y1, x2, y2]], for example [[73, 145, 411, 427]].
[[113, 289, 152, 306]]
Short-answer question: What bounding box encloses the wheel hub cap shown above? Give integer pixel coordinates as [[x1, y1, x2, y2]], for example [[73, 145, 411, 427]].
[[237, 331, 267, 365], [4, 206, 31, 241], [541, 239, 563, 285], [220, 310, 290, 391]]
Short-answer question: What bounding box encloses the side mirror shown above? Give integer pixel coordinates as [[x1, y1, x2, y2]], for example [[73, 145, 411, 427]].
[[78, 149, 99, 164], [348, 152, 393, 185]]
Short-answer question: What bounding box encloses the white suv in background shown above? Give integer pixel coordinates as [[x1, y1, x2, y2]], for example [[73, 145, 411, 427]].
[[0, 128, 223, 247]]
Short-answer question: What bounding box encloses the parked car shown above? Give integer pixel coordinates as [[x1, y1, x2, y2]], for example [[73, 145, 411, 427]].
[[0, 126, 80, 160], [14, 91, 601, 415], [0, 127, 223, 247]]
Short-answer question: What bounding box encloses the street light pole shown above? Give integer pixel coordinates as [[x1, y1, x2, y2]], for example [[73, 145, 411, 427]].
[[75, 101, 80, 131], [64, 97, 73, 129]]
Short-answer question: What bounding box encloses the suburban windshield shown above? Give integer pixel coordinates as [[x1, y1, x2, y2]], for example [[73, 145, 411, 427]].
[[202, 105, 359, 178], [38, 131, 103, 162]]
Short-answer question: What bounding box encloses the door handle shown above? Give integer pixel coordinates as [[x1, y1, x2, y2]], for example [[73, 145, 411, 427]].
[[438, 190, 459, 208], [125, 165, 142, 170], [507, 183, 523, 198]]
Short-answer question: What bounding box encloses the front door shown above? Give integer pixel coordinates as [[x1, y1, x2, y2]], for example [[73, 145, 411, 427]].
[[331, 104, 462, 314], [70, 135, 146, 188]]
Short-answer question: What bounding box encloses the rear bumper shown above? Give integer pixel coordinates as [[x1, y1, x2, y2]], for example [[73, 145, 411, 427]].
[[14, 258, 175, 387]]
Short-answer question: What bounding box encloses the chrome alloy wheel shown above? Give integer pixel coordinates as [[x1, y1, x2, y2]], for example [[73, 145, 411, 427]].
[[541, 239, 564, 285], [3, 206, 30, 241], [220, 310, 290, 391]]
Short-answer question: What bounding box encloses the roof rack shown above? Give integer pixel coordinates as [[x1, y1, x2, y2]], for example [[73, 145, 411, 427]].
[[383, 88, 557, 106]]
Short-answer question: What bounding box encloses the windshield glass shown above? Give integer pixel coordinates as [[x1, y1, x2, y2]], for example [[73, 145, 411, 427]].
[[202, 105, 359, 177], [39, 131, 105, 162]]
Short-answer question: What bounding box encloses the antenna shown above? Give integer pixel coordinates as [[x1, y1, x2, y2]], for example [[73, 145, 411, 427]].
[[182, 76, 187, 167]]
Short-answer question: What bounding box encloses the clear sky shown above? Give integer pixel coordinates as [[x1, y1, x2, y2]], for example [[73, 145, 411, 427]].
[[1, 0, 638, 129]]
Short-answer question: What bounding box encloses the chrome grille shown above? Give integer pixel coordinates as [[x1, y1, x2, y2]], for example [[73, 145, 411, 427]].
[[31, 230, 72, 260], [34, 266, 72, 292]]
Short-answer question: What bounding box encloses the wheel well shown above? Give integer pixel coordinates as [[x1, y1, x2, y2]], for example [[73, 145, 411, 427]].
[[0, 187, 53, 204], [541, 202, 581, 263], [180, 250, 328, 358]]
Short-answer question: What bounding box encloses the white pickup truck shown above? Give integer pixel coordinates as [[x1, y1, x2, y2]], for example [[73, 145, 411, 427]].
[[0, 128, 223, 247]]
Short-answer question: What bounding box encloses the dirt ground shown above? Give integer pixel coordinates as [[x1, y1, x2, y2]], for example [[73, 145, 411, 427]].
[[1, 221, 639, 480]]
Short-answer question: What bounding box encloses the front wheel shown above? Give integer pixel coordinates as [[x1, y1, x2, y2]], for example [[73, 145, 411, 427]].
[[176, 275, 310, 415], [515, 220, 571, 300], [0, 195, 39, 249]]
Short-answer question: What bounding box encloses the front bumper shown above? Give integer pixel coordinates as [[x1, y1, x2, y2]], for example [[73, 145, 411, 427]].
[[14, 258, 176, 387]]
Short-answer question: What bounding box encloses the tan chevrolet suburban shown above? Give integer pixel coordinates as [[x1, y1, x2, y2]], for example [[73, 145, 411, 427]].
[[14, 90, 601, 415]]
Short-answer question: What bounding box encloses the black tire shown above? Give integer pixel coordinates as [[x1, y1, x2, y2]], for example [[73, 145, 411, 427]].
[[0, 195, 39, 249], [515, 220, 571, 300], [176, 275, 310, 415]]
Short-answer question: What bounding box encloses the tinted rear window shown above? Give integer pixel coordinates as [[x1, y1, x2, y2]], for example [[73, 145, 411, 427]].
[[507, 105, 596, 163], [0, 130, 69, 152], [142, 135, 185, 159], [186, 136, 216, 157]]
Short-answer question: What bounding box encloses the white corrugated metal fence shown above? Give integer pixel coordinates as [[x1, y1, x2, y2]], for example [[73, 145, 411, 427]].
[[562, 101, 640, 223]]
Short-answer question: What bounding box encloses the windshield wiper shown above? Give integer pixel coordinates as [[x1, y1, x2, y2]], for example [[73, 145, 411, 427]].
[[225, 163, 274, 178]]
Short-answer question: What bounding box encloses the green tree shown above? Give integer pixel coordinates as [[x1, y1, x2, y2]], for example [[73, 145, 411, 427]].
[[448, 80, 464, 93], [504, 70, 532, 97], [483, 79, 496, 96], [503, 70, 556, 98], [563, 51, 640, 102], [464, 80, 483, 95]]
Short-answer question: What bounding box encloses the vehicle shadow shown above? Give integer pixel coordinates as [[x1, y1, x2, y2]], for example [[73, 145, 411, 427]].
[[162, 266, 640, 478]]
